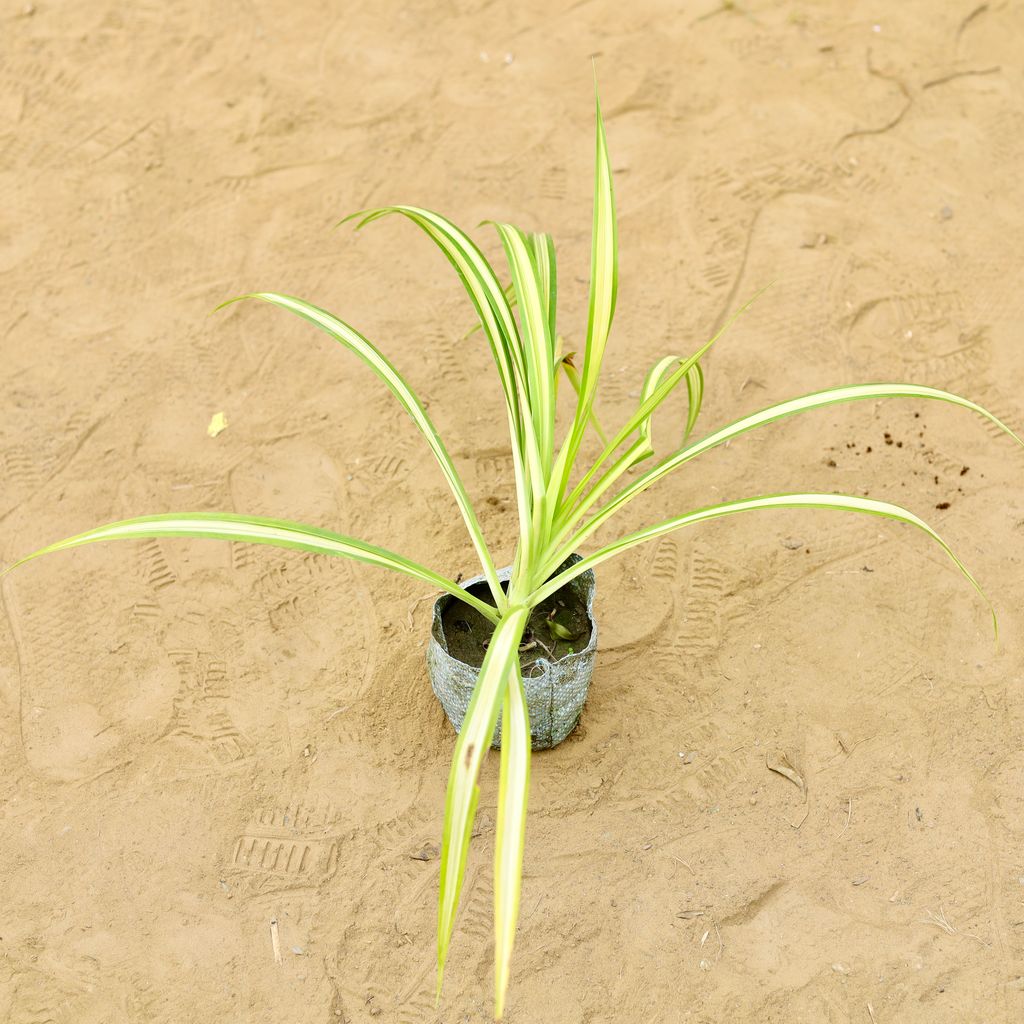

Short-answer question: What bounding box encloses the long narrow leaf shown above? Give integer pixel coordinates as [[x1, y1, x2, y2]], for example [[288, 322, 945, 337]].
[[493, 222, 555, 475], [560, 353, 608, 445], [528, 232, 558, 356], [222, 292, 505, 608], [3, 513, 500, 623], [638, 355, 689, 450], [438, 606, 531, 997], [551, 382, 1024, 572], [547, 356, 704, 551], [346, 206, 546, 570], [683, 360, 705, 443], [578, 89, 618, 416], [632, 354, 705, 456], [532, 492, 996, 634], [556, 286, 770, 525], [550, 88, 618, 504], [463, 281, 518, 339], [347, 206, 529, 404], [494, 664, 530, 1019]]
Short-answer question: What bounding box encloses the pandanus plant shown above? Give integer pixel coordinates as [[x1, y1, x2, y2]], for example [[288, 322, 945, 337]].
[[5, 91, 1022, 1017]]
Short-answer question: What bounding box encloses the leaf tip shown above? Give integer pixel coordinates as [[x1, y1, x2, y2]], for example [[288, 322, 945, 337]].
[[435, 950, 451, 1009], [211, 293, 257, 316], [335, 209, 366, 231]]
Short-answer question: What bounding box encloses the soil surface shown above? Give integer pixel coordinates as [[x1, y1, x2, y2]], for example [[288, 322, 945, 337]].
[[439, 574, 593, 673], [3, 2, 1024, 1022]]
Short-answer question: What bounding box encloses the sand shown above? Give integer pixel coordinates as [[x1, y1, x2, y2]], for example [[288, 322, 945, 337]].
[[3, 1, 1024, 1020]]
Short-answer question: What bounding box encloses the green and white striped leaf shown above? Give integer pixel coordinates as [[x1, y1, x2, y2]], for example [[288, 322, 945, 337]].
[[556, 285, 770, 527], [494, 664, 530, 1020], [545, 354, 706, 558], [533, 492, 996, 634], [577, 91, 617, 425], [223, 291, 505, 607], [618, 288, 766, 447], [438, 606, 531, 998], [345, 205, 546, 567], [528, 232, 558, 356], [638, 355, 705, 452], [556, 382, 1024, 566], [463, 282, 518, 340], [559, 352, 608, 445], [551, 89, 618, 502], [3, 513, 500, 623], [347, 206, 528, 399], [683, 360, 705, 443], [493, 222, 556, 475], [553, 355, 705, 536]]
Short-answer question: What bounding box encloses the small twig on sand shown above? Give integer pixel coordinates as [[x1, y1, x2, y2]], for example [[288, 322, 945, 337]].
[[838, 798, 852, 839], [671, 855, 696, 875], [787, 801, 810, 829], [270, 918, 283, 964], [407, 592, 438, 630]]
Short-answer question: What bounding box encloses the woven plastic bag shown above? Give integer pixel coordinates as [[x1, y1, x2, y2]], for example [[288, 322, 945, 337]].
[[427, 556, 597, 750]]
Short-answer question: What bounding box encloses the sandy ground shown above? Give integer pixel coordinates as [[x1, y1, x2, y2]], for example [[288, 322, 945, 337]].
[[3, 1, 1024, 1020]]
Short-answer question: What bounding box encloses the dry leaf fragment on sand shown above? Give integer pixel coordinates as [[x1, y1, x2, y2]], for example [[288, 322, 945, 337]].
[[766, 751, 806, 793], [207, 411, 228, 437]]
